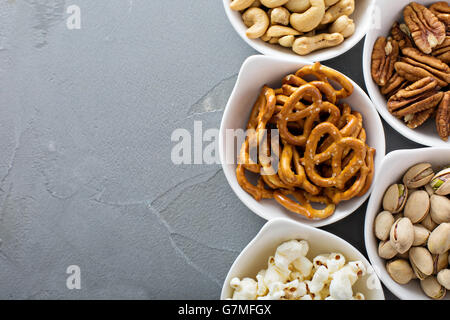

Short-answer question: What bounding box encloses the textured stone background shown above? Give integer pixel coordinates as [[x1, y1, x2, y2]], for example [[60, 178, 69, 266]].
[[0, 0, 421, 299]]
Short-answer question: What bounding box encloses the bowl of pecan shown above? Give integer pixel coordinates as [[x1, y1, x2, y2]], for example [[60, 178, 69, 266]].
[[223, 0, 376, 62], [219, 55, 385, 227], [363, 0, 450, 147]]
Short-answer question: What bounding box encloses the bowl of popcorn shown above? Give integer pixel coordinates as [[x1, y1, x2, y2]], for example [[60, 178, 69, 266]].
[[223, 0, 376, 62], [365, 147, 450, 300], [221, 218, 385, 300], [363, 0, 450, 147]]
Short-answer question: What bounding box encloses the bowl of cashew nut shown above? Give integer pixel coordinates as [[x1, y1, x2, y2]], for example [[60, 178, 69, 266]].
[[224, 0, 376, 61], [221, 217, 385, 300]]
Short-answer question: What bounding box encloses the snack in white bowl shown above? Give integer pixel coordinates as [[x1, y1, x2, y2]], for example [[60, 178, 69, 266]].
[[363, 0, 450, 147], [221, 218, 385, 300], [228, 239, 367, 300], [364, 147, 450, 300], [223, 0, 375, 62], [219, 55, 385, 227]]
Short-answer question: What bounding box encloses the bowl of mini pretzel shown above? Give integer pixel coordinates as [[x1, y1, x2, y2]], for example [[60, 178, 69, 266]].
[[223, 0, 375, 62], [363, 0, 450, 147], [219, 55, 385, 227]]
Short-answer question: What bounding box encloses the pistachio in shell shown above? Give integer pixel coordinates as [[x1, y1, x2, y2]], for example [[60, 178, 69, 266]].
[[413, 224, 430, 247], [375, 211, 395, 241], [378, 240, 397, 259], [409, 247, 434, 280], [403, 163, 434, 188], [433, 252, 449, 274], [390, 217, 414, 254], [383, 184, 408, 213], [397, 251, 410, 260], [430, 194, 450, 224], [386, 259, 414, 284], [425, 183, 435, 197], [430, 168, 450, 196], [420, 276, 446, 300], [428, 223, 450, 255], [421, 213, 438, 232], [404, 190, 430, 223], [437, 269, 450, 290]]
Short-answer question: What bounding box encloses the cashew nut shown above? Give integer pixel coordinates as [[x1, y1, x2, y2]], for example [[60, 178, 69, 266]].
[[266, 25, 302, 37], [270, 7, 291, 25], [279, 35, 295, 47], [242, 7, 270, 39], [321, 0, 354, 24], [269, 37, 281, 44], [324, 0, 339, 7], [285, 0, 311, 13], [230, 0, 257, 11], [292, 32, 344, 55], [329, 15, 355, 38], [250, 0, 262, 7], [260, 0, 289, 8], [290, 0, 325, 33], [261, 33, 272, 42]]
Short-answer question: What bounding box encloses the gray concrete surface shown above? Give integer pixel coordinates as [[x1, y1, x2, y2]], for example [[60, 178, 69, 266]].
[[0, 0, 421, 299]]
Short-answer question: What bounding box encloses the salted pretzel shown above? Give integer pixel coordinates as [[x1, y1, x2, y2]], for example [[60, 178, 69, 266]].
[[238, 86, 276, 172], [236, 164, 273, 201], [304, 122, 367, 191], [273, 189, 335, 220], [295, 62, 354, 100], [277, 84, 341, 147], [278, 143, 320, 195], [259, 131, 293, 190], [235, 63, 375, 220], [282, 77, 338, 105]]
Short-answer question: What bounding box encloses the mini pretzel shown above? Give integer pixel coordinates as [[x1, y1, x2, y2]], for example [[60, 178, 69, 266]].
[[278, 84, 341, 146], [278, 143, 321, 195], [295, 62, 354, 99], [236, 164, 273, 201], [357, 147, 375, 197], [324, 147, 374, 204], [259, 131, 294, 190], [304, 122, 367, 190], [273, 189, 336, 220], [282, 76, 338, 104], [239, 86, 276, 172]]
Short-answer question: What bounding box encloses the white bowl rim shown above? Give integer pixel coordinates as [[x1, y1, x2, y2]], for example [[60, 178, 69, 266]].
[[221, 217, 386, 300], [219, 54, 386, 227], [364, 147, 450, 300], [222, 0, 376, 63], [362, 0, 450, 147]]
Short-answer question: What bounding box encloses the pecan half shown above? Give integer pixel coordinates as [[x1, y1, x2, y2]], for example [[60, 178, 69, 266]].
[[404, 2, 446, 54], [405, 108, 434, 129], [436, 91, 449, 141], [371, 37, 399, 86], [429, 2, 450, 32], [381, 73, 409, 99], [390, 22, 414, 49], [432, 36, 450, 63], [394, 47, 450, 87], [387, 77, 444, 118]]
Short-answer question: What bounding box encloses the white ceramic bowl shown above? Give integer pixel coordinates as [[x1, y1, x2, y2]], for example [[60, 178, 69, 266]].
[[363, 0, 450, 147], [364, 147, 450, 300], [221, 217, 385, 300], [219, 55, 386, 227], [223, 0, 375, 62]]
